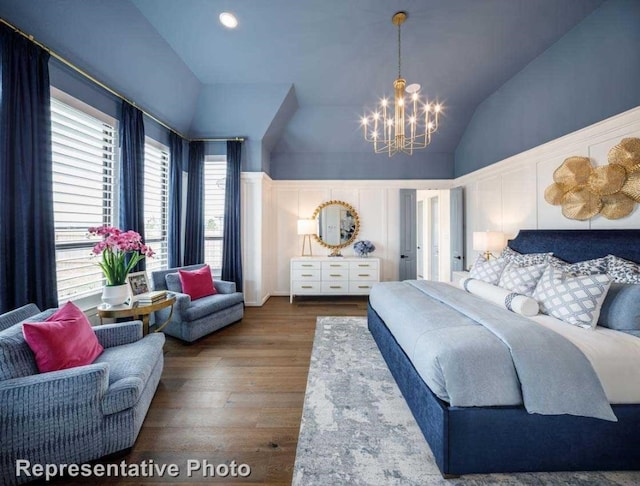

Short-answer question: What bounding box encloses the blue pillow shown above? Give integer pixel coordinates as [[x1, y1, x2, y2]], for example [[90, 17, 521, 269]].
[[598, 283, 640, 337]]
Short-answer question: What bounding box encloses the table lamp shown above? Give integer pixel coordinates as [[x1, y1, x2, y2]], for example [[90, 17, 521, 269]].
[[473, 231, 505, 260], [297, 219, 317, 256]]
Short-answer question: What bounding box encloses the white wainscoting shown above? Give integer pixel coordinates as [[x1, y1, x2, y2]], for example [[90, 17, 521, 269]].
[[241, 172, 272, 306], [271, 180, 452, 297], [240, 178, 452, 303], [455, 105, 640, 267]]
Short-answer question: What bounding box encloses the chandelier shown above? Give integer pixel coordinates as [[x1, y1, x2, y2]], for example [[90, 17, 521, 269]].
[[361, 11, 442, 156]]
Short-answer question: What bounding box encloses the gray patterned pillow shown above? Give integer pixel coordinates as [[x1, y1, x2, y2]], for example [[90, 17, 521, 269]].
[[469, 255, 508, 285], [605, 255, 640, 284], [498, 262, 547, 296], [500, 247, 553, 266], [533, 266, 612, 329], [549, 256, 609, 276]]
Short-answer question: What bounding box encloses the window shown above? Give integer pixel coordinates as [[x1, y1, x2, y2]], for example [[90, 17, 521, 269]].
[[203, 156, 227, 275], [51, 92, 116, 301], [143, 139, 170, 273]]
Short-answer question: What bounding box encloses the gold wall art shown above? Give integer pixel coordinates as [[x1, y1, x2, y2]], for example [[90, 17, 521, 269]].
[[544, 138, 640, 220]]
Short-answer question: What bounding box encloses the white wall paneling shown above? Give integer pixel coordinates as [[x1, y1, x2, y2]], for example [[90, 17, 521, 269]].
[[267, 180, 451, 297], [241, 172, 267, 306], [456, 105, 640, 265], [261, 175, 275, 305]]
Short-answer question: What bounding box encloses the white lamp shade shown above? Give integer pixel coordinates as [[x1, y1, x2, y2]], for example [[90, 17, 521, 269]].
[[472, 231, 505, 252], [297, 219, 317, 235]]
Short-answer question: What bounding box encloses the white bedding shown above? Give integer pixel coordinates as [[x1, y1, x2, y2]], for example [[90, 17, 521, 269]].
[[453, 279, 640, 404], [529, 314, 640, 404]]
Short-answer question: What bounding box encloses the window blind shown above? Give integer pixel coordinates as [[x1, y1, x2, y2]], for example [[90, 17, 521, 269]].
[[204, 158, 227, 274], [51, 97, 116, 300], [143, 140, 169, 273]]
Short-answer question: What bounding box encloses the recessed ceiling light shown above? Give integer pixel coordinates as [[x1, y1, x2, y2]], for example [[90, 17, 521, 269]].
[[219, 12, 238, 29]]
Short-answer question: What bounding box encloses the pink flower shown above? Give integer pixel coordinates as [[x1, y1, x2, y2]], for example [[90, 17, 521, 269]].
[[88, 226, 155, 286]]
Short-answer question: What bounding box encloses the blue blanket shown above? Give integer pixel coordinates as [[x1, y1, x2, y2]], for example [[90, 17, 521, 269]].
[[369, 280, 617, 422]]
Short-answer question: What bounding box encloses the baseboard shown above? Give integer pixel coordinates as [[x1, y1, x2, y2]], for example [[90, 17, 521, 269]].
[[244, 293, 272, 307]]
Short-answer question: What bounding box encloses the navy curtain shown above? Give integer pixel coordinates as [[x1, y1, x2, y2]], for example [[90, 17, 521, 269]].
[[168, 131, 185, 268], [222, 141, 243, 292], [0, 26, 58, 313], [118, 101, 146, 270], [183, 141, 204, 265]]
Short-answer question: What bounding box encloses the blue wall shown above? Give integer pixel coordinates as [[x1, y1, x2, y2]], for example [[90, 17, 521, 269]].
[[455, 0, 640, 177], [51, 59, 175, 148], [270, 152, 454, 180]]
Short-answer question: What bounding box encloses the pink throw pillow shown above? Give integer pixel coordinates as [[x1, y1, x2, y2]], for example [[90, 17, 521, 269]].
[[178, 265, 217, 300], [23, 301, 104, 373]]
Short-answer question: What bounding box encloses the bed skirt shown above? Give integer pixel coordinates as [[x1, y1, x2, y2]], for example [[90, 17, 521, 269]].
[[367, 303, 640, 476]]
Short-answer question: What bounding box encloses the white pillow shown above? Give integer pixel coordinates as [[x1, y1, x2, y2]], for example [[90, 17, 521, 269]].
[[533, 266, 612, 329], [469, 255, 508, 286], [460, 277, 539, 317], [498, 262, 547, 296]]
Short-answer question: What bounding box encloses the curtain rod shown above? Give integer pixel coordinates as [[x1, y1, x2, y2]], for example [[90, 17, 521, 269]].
[[0, 17, 245, 144], [190, 137, 245, 142]]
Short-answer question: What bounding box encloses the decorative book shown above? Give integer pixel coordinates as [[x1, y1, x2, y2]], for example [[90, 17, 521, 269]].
[[137, 290, 168, 304]]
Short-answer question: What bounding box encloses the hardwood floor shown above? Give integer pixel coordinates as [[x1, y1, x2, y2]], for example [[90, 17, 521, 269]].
[[71, 296, 368, 485]]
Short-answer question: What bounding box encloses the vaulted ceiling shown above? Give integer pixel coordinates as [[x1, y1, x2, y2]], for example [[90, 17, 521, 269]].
[[0, 0, 605, 176]]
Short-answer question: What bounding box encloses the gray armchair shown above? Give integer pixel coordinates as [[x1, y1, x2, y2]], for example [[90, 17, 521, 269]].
[[150, 264, 244, 342], [0, 303, 165, 485]]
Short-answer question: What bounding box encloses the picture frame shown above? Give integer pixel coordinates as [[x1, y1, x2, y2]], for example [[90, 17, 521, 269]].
[[126, 271, 150, 301]]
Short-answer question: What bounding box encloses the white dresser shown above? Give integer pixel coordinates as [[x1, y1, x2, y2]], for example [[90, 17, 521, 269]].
[[290, 257, 380, 303]]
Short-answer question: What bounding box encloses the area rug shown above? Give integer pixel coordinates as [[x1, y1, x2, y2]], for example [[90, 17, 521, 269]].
[[293, 316, 640, 486]]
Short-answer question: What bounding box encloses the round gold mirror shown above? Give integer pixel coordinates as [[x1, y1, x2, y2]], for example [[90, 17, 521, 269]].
[[312, 200, 360, 256]]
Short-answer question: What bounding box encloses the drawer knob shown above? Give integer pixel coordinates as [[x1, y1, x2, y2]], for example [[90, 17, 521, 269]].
[[359, 285, 370, 289], [358, 274, 370, 277], [302, 285, 313, 289], [302, 274, 313, 277], [330, 273, 342, 277], [330, 285, 342, 289]]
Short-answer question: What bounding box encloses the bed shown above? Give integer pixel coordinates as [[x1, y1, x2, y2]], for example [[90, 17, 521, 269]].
[[367, 229, 640, 477]]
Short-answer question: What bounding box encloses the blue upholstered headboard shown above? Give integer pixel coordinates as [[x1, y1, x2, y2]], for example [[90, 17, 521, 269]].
[[508, 230, 640, 264]]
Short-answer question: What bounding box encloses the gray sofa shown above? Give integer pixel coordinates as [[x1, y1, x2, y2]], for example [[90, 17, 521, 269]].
[[150, 264, 244, 343], [0, 303, 164, 485]]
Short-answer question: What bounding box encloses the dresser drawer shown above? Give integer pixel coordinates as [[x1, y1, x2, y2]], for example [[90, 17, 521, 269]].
[[292, 260, 321, 271], [322, 261, 349, 271], [349, 260, 379, 271], [292, 269, 321, 281], [349, 281, 375, 294], [322, 268, 348, 280], [290, 257, 379, 302], [349, 268, 378, 281], [292, 281, 321, 293], [321, 281, 349, 293]]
